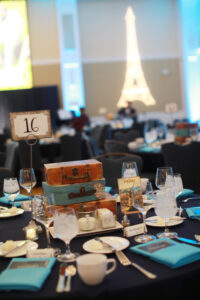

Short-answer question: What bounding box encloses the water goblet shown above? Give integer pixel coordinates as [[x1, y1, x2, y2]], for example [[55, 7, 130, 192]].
[[154, 189, 178, 239], [173, 173, 184, 197], [34, 194, 61, 255], [122, 161, 139, 178], [54, 207, 79, 262], [3, 177, 20, 207], [133, 185, 156, 243], [155, 167, 174, 190]]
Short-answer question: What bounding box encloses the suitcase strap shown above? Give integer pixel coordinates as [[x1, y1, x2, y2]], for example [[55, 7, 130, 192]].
[[68, 187, 95, 199]]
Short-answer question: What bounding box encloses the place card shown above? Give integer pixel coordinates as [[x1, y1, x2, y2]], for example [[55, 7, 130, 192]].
[[124, 223, 145, 237], [10, 110, 52, 141], [26, 248, 55, 258]]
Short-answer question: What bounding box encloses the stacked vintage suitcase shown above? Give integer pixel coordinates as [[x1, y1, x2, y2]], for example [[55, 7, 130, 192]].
[[42, 159, 117, 216]]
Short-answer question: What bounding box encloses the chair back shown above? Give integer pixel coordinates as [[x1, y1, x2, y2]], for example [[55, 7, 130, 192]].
[[113, 129, 140, 143], [104, 140, 129, 155], [95, 152, 143, 189], [161, 141, 200, 193], [4, 142, 20, 176], [60, 133, 82, 162], [90, 125, 112, 151]]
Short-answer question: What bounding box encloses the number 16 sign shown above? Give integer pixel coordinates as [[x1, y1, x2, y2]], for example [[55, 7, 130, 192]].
[[10, 110, 52, 141]]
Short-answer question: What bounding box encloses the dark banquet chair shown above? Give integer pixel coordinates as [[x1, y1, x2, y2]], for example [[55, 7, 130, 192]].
[[113, 129, 140, 143], [59, 133, 82, 162], [161, 141, 200, 193], [95, 152, 143, 190], [104, 140, 129, 155]]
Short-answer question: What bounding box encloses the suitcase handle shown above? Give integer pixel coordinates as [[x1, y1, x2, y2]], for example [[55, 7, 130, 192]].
[[67, 174, 90, 180], [68, 187, 95, 199]]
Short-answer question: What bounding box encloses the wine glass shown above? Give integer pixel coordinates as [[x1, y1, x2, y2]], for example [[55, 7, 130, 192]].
[[54, 207, 79, 262], [34, 194, 61, 255], [133, 185, 156, 243], [155, 167, 174, 190], [144, 121, 158, 145], [173, 173, 184, 197], [154, 189, 178, 238], [122, 161, 139, 178], [3, 177, 20, 207], [19, 168, 36, 217]]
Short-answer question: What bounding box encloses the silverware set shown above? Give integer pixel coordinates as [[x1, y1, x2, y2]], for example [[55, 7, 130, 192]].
[[95, 236, 157, 279], [56, 263, 77, 293]]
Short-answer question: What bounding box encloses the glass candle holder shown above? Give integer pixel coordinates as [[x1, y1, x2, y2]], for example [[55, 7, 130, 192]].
[[23, 220, 38, 241], [76, 205, 97, 231]]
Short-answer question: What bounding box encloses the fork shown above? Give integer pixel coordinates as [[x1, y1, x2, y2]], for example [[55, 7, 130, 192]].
[[115, 250, 157, 279]]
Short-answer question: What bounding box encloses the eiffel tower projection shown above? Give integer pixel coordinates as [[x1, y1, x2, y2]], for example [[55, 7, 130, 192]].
[[117, 7, 156, 108]]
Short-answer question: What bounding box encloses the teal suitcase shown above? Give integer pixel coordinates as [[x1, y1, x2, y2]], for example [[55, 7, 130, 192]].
[[42, 179, 105, 205]]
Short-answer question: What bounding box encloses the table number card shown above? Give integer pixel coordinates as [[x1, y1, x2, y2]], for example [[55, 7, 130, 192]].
[[9, 110, 52, 141], [117, 176, 142, 214]]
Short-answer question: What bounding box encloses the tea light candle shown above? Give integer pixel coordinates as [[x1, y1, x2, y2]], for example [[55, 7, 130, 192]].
[[26, 228, 37, 240], [78, 215, 96, 231]]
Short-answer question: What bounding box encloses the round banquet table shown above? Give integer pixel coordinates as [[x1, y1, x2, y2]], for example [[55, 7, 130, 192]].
[[1, 196, 200, 300]]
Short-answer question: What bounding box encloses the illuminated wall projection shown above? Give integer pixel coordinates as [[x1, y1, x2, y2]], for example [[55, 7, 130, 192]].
[[117, 7, 156, 108], [0, 0, 32, 90], [179, 0, 200, 122], [56, 0, 85, 115]]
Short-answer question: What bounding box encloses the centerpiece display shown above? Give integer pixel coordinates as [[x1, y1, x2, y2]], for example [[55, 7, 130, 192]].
[[42, 159, 120, 234]]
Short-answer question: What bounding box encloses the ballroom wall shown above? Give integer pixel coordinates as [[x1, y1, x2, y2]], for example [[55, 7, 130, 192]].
[[27, 0, 184, 117]]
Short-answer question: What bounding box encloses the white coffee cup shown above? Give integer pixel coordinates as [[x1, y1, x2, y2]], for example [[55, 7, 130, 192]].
[[76, 253, 116, 285], [141, 178, 149, 193]]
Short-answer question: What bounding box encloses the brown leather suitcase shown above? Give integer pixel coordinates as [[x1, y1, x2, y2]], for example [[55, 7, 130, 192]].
[[44, 159, 103, 185]]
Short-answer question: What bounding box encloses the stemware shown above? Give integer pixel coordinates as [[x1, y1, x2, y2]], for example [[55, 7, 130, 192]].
[[54, 207, 79, 262], [133, 185, 156, 243], [3, 177, 20, 207], [19, 168, 36, 217], [122, 161, 139, 178], [155, 167, 174, 190], [144, 121, 158, 145], [154, 189, 178, 238], [173, 173, 184, 197], [34, 194, 60, 255]]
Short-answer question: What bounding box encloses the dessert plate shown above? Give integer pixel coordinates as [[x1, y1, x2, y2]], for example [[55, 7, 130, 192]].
[[145, 216, 184, 227], [0, 208, 24, 218], [82, 236, 130, 254], [0, 240, 38, 257]]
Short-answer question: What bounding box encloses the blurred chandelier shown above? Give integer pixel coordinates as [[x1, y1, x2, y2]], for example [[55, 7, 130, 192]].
[[117, 7, 156, 108]]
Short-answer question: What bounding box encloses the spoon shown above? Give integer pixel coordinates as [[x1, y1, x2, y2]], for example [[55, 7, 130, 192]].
[[64, 265, 76, 292]]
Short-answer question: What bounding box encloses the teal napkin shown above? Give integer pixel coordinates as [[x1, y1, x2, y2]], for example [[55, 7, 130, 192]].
[[0, 194, 29, 207], [137, 146, 160, 153], [185, 207, 200, 219], [0, 257, 56, 291], [130, 237, 200, 268], [176, 188, 194, 200], [105, 186, 112, 193]]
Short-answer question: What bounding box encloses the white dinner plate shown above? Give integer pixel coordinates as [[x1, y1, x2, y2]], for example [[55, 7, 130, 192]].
[[0, 208, 24, 218], [0, 240, 38, 257], [82, 236, 130, 254], [145, 216, 184, 227]]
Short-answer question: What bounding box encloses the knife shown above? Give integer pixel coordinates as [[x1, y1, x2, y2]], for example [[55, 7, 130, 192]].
[[56, 264, 66, 293], [94, 237, 118, 251], [175, 236, 200, 245]]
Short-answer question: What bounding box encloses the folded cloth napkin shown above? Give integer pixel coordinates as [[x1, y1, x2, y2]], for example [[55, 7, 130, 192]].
[[137, 146, 160, 153], [0, 194, 29, 207], [130, 237, 200, 268], [176, 188, 194, 200], [0, 257, 56, 291], [185, 207, 200, 219]]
